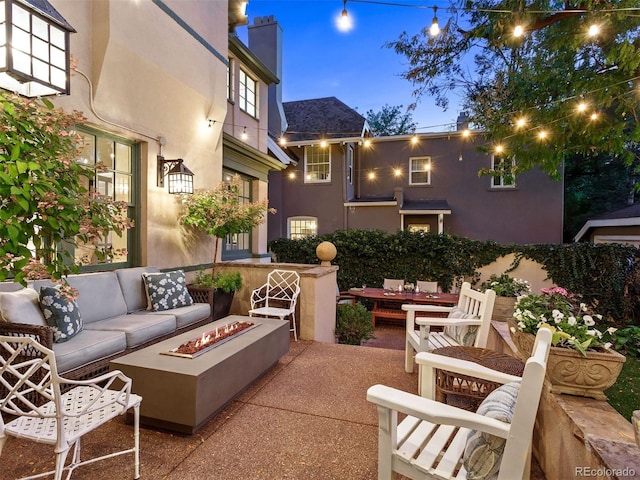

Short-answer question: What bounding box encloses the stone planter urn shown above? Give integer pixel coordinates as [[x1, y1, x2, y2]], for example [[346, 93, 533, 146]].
[[492, 296, 517, 322], [508, 320, 626, 400]]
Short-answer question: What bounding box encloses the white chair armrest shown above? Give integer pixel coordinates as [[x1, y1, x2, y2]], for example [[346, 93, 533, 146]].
[[366, 384, 510, 438], [402, 304, 454, 313], [60, 368, 132, 388], [416, 351, 522, 384], [415, 317, 482, 327]]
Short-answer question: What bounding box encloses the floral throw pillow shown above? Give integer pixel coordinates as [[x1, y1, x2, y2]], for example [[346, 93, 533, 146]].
[[142, 270, 194, 312], [38, 286, 83, 343]]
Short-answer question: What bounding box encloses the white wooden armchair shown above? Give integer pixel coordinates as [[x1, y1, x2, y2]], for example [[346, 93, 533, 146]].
[[367, 327, 552, 480], [249, 269, 301, 341], [0, 335, 142, 480], [403, 282, 496, 374]]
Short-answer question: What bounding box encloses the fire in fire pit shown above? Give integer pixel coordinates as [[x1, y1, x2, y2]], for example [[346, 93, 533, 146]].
[[162, 321, 259, 358]]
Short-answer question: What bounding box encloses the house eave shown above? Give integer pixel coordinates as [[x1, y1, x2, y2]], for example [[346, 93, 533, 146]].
[[228, 35, 279, 85], [574, 217, 640, 242]]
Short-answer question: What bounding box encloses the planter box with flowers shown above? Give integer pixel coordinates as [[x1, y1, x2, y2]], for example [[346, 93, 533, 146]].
[[481, 273, 531, 322], [509, 286, 625, 400]]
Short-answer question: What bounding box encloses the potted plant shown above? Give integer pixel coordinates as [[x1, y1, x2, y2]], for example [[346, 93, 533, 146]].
[[180, 175, 274, 319], [480, 273, 531, 321], [510, 286, 624, 399], [188, 269, 243, 320], [335, 302, 375, 345]]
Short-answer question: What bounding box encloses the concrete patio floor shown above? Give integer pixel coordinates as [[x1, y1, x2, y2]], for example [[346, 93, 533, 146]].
[[2, 326, 545, 479]]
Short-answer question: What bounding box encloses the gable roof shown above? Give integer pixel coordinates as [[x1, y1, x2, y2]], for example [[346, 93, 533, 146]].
[[574, 203, 640, 242], [283, 97, 367, 143]]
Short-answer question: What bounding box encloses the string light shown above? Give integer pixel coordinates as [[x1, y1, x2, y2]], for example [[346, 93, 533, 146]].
[[368, 171, 376, 180], [288, 172, 296, 179], [363, 138, 372, 148], [537, 130, 548, 140], [337, 0, 353, 32], [320, 139, 328, 148], [429, 6, 440, 37], [513, 24, 524, 37], [393, 167, 402, 177], [515, 117, 527, 128], [279, 136, 287, 146], [411, 135, 419, 145], [588, 24, 601, 37]]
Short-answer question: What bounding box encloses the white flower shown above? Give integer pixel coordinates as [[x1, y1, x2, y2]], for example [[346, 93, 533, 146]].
[[567, 316, 577, 326], [583, 315, 595, 326], [580, 303, 588, 312], [606, 327, 617, 334], [587, 329, 602, 338], [603, 342, 612, 350]]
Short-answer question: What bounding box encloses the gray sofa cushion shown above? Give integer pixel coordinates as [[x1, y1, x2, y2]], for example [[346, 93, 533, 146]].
[[85, 313, 176, 348], [53, 329, 127, 374], [116, 266, 160, 313], [146, 303, 211, 329], [64, 272, 128, 324]]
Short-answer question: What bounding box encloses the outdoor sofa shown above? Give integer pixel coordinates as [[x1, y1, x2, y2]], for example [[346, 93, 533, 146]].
[[0, 266, 211, 380]]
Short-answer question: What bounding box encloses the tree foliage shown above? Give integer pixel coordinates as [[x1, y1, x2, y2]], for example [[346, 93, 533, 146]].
[[365, 104, 417, 136], [180, 175, 274, 273], [0, 93, 133, 285], [386, 1, 640, 178]]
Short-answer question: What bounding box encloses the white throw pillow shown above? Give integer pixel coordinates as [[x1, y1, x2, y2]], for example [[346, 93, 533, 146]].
[[463, 380, 521, 479], [443, 306, 479, 346], [0, 288, 46, 326]]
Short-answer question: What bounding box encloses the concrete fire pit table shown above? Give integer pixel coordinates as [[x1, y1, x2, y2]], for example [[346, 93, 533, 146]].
[[110, 315, 289, 433]]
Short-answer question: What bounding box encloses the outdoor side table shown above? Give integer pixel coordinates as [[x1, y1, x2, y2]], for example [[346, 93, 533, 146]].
[[432, 346, 525, 412]]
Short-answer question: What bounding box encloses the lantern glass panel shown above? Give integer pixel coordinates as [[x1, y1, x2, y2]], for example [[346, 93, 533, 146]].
[[32, 36, 48, 60], [12, 49, 30, 74], [12, 26, 30, 54], [51, 66, 64, 88], [32, 15, 47, 40], [12, 4, 29, 31], [0, 48, 5, 68], [50, 45, 64, 67], [50, 25, 64, 49]]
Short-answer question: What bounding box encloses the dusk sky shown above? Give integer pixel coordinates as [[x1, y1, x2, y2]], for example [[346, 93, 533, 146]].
[[236, 0, 463, 133]]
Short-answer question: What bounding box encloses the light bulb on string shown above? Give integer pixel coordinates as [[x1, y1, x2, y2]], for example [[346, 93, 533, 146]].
[[515, 117, 527, 128], [588, 24, 600, 37], [537, 130, 548, 140], [429, 6, 440, 36], [513, 24, 524, 37], [337, 0, 353, 32]]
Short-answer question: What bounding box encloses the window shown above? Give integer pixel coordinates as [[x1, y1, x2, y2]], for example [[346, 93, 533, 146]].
[[226, 58, 234, 101], [491, 155, 516, 188], [238, 68, 257, 117], [76, 130, 137, 268], [288, 217, 318, 240], [347, 145, 353, 185], [408, 224, 430, 233], [221, 170, 252, 260], [409, 156, 431, 185], [304, 145, 331, 183]]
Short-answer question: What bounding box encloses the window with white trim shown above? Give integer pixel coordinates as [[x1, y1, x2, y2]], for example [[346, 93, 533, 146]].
[[75, 129, 137, 269], [409, 156, 431, 185], [304, 145, 331, 183], [227, 58, 234, 101], [288, 217, 318, 240], [221, 169, 252, 259], [238, 68, 257, 117], [491, 155, 516, 188]]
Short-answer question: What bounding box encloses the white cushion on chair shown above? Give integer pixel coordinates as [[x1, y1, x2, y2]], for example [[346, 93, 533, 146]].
[[443, 306, 478, 346], [463, 380, 521, 479]]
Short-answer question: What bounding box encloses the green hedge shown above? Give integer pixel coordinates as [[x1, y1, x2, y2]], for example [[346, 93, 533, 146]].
[[269, 230, 640, 326]]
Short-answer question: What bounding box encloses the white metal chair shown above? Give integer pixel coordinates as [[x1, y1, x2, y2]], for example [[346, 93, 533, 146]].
[[383, 278, 405, 290], [0, 335, 142, 480], [416, 281, 438, 293], [403, 282, 496, 375], [367, 327, 552, 480], [249, 269, 301, 341]]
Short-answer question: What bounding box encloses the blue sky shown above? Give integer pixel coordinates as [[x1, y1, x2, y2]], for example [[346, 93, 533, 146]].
[[236, 0, 463, 132]]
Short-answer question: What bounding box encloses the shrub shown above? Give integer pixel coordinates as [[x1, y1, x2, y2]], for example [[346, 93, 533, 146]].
[[335, 302, 374, 345]]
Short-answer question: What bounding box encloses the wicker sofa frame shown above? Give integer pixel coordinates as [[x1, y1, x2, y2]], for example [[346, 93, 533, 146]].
[[0, 314, 213, 382]]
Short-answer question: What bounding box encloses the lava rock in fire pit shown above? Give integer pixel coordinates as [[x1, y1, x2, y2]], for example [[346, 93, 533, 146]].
[[174, 321, 255, 355]]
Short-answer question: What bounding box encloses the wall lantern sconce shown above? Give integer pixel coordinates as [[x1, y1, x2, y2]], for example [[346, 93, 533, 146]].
[[0, 0, 76, 97], [157, 155, 194, 195]]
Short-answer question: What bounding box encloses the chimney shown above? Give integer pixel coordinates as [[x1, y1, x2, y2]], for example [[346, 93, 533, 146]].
[[456, 112, 469, 131], [248, 16, 288, 138]]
